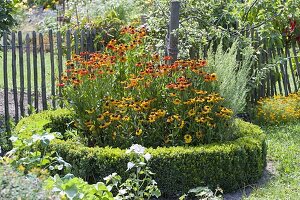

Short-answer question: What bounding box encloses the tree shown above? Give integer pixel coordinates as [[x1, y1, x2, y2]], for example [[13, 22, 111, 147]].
[[0, 0, 17, 38]]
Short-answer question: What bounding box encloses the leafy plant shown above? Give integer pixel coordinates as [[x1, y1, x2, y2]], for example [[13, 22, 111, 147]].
[[3, 131, 71, 176], [45, 144, 161, 200], [0, 0, 17, 37], [180, 186, 223, 200]]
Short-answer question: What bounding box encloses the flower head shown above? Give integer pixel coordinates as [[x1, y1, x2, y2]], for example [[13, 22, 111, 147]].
[[126, 144, 146, 155]]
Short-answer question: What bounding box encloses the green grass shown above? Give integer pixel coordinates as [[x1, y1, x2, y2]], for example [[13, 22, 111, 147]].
[[0, 50, 65, 91], [245, 122, 300, 199]]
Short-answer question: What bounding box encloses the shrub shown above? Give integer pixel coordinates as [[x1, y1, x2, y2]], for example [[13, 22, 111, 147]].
[[256, 93, 300, 125], [14, 108, 74, 140], [59, 26, 235, 148], [41, 119, 266, 198]]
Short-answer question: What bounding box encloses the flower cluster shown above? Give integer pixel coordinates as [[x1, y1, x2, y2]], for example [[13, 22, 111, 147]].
[[60, 26, 234, 148], [256, 93, 300, 124]]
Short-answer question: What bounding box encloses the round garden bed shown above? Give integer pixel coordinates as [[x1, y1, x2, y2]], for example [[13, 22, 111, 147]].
[[15, 109, 267, 198]]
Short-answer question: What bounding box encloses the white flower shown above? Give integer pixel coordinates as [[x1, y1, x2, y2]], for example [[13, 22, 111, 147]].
[[126, 162, 135, 171], [144, 153, 152, 161], [32, 134, 41, 142], [119, 188, 127, 195], [103, 172, 118, 181], [126, 144, 146, 155], [9, 136, 18, 142]]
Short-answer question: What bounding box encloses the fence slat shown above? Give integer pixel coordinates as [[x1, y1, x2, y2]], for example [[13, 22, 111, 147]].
[[49, 30, 56, 108], [74, 30, 79, 54], [80, 30, 85, 52], [66, 30, 71, 60], [267, 48, 276, 96], [25, 34, 32, 114], [11, 32, 19, 123], [280, 48, 292, 94], [291, 42, 300, 81], [57, 31, 63, 107], [285, 44, 298, 92], [32, 31, 39, 111], [39, 33, 47, 110], [3, 32, 10, 131], [18, 31, 25, 117], [276, 47, 289, 96]]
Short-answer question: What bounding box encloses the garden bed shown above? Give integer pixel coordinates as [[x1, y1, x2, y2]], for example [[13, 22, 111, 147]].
[[15, 109, 267, 198]]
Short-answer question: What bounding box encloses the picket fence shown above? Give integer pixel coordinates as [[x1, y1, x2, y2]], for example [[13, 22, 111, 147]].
[[1, 1, 300, 131]]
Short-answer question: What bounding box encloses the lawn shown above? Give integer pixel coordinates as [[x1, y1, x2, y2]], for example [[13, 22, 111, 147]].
[[246, 122, 300, 199], [0, 50, 64, 92]]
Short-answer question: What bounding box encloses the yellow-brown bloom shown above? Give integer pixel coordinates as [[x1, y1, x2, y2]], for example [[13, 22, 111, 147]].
[[184, 134, 192, 144], [136, 128, 142, 136]]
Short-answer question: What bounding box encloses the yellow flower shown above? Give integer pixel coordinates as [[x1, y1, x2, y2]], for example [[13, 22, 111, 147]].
[[85, 108, 95, 114], [97, 114, 104, 121], [188, 109, 196, 116], [173, 99, 181, 105], [169, 92, 177, 97], [195, 116, 206, 123], [179, 120, 185, 129], [184, 134, 192, 144], [148, 116, 156, 123], [167, 116, 174, 123], [196, 131, 204, 139], [136, 128, 142, 136], [122, 115, 130, 121], [112, 132, 117, 140], [18, 165, 25, 172]]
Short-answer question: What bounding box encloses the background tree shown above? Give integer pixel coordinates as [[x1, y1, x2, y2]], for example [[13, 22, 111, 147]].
[[0, 0, 17, 38]]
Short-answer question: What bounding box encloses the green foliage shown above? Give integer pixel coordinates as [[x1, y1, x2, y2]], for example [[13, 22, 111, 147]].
[[46, 119, 266, 198], [0, 164, 58, 200], [14, 108, 74, 140], [4, 131, 71, 176], [45, 144, 160, 200], [0, 0, 17, 37], [143, 0, 300, 59], [45, 174, 114, 200], [207, 40, 255, 114], [180, 186, 223, 200]]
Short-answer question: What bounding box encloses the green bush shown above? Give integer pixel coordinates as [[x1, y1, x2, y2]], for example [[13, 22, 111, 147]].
[[15, 108, 74, 139], [15, 110, 266, 198], [54, 122, 266, 197]]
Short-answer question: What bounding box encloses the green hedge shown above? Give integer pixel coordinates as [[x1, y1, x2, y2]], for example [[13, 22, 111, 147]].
[[15, 110, 267, 198], [15, 109, 73, 139]]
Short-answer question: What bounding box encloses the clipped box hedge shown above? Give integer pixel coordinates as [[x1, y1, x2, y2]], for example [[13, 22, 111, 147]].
[[15, 109, 267, 198]]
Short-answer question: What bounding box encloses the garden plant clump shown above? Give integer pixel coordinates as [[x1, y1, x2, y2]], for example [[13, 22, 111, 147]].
[[59, 26, 235, 148], [256, 92, 300, 125]]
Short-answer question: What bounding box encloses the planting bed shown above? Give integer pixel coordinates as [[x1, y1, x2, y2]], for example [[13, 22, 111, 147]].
[[15, 109, 267, 198]]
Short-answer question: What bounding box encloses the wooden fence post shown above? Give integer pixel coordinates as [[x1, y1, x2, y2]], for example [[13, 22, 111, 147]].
[[11, 32, 19, 123], [168, 0, 180, 63], [2, 32, 10, 132]]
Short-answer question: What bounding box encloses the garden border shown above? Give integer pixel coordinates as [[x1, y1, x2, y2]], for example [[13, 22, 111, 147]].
[[15, 109, 267, 198]]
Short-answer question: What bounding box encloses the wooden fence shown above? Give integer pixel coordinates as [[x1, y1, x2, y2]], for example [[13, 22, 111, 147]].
[[1, 29, 100, 131], [1, 28, 300, 132]]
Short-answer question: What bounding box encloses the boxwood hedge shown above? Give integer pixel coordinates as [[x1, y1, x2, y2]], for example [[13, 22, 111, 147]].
[[15, 109, 267, 198]]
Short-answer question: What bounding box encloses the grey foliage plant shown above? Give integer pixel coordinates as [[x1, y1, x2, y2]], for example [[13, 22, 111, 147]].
[[207, 40, 254, 115]]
